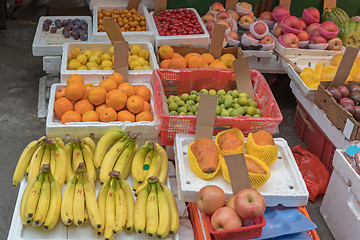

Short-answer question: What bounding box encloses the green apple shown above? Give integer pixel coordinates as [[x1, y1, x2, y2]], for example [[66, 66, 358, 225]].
[[180, 93, 190, 102], [169, 110, 178, 115], [230, 109, 240, 117], [247, 106, 257, 116], [190, 105, 197, 114], [217, 89, 226, 97], [189, 95, 197, 101], [232, 90, 239, 98], [238, 97, 248, 106], [221, 109, 230, 117], [224, 99, 233, 108], [168, 102, 178, 111], [209, 89, 217, 95], [190, 90, 197, 95], [176, 100, 185, 107], [199, 89, 208, 95], [177, 107, 187, 114], [186, 100, 195, 106], [216, 106, 222, 115], [239, 92, 248, 98]]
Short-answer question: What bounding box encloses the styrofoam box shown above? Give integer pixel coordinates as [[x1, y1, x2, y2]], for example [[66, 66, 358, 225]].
[[89, 0, 155, 10], [61, 42, 159, 83], [92, 5, 155, 44], [43, 56, 62, 74], [320, 149, 360, 240], [174, 133, 309, 207], [247, 54, 285, 74], [8, 174, 179, 240], [32, 16, 93, 57], [148, 8, 210, 49], [46, 83, 160, 140]]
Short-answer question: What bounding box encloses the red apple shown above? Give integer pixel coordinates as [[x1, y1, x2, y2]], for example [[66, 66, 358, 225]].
[[297, 30, 309, 41], [202, 14, 214, 24], [234, 189, 266, 220], [279, 33, 300, 48], [272, 25, 283, 38], [215, 19, 230, 29], [216, 11, 230, 20], [272, 5, 289, 14], [259, 11, 274, 21], [271, 6, 290, 22], [239, 15, 254, 25], [318, 21, 339, 39], [228, 10, 241, 22], [246, 32, 257, 39], [210, 2, 225, 14], [206, 21, 215, 31], [225, 196, 236, 209], [327, 37, 343, 51], [310, 28, 320, 37], [260, 35, 274, 44], [196, 185, 226, 215], [299, 18, 307, 30], [306, 22, 320, 34], [281, 16, 302, 34], [250, 21, 269, 39], [228, 31, 239, 40], [310, 34, 328, 44], [306, 7, 320, 21], [238, 2, 252, 10], [211, 207, 243, 231]]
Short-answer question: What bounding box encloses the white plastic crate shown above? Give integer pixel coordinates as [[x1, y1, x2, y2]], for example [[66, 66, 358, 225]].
[[32, 16, 93, 57], [61, 42, 158, 83], [320, 149, 360, 240], [8, 174, 179, 240], [247, 54, 285, 74], [174, 133, 309, 207], [46, 83, 160, 140], [92, 5, 155, 44], [148, 8, 210, 49]]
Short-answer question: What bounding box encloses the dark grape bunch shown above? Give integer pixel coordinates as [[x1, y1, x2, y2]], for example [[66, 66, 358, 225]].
[[42, 18, 88, 41]]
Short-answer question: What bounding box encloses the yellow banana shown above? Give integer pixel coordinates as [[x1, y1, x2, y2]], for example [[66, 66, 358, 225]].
[[63, 143, 74, 183], [146, 183, 158, 237], [72, 144, 84, 172], [94, 129, 126, 168], [156, 182, 171, 238], [135, 149, 159, 196], [83, 172, 102, 230], [13, 139, 43, 186], [123, 143, 137, 180], [24, 173, 44, 220], [73, 173, 85, 226], [80, 143, 97, 182], [104, 177, 116, 240], [131, 143, 151, 184], [132, 180, 141, 192], [61, 173, 77, 225], [20, 176, 38, 225], [162, 184, 179, 234], [113, 141, 135, 179], [120, 179, 134, 232], [134, 183, 149, 234], [54, 144, 67, 187], [55, 138, 64, 148], [113, 180, 127, 234], [40, 144, 51, 166], [44, 173, 62, 230], [49, 145, 56, 176], [84, 203, 88, 224], [156, 143, 169, 185], [27, 144, 46, 182], [32, 173, 51, 226], [99, 138, 129, 184], [97, 178, 112, 236], [83, 137, 96, 154]]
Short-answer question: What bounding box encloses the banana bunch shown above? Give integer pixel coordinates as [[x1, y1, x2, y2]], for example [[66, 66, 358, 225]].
[[132, 142, 168, 195], [94, 129, 138, 183], [61, 163, 102, 232], [13, 136, 67, 187], [96, 170, 135, 239], [134, 176, 179, 238], [63, 137, 97, 183], [20, 164, 62, 230]]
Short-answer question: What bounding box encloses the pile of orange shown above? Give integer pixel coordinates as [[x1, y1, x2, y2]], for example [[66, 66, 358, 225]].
[[54, 73, 154, 124], [97, 8, 147, 32], [158, 45, 236, 70]]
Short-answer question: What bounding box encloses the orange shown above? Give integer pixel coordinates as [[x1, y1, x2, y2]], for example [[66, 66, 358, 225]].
[[99, 107, 117, 123], [108, 72, 124, 86], [67, 74, 85, 85], [143, 101, 151, 112], [185, 52, 201, 61], [74, 99, 95, 116], [127, 95, 144, 114], [173, 53, 182, 58], [136, 111, 154, 122], [54, 97, 74, 119], [118, 82, 135, 98], [55, 88, 66, 100], [158, 45, 174, 60], [209, 60, 227, 70], [187, 54, 204, 68], [61, 111, 81, 124], [202, 53, 215, 65], [106, 89, 128, 111], [82, 110, 99, 122], [65, 82, 86, 101], [99, 78, 118, 92], [88, 86, 107, 106], [135, 85, 151, 102], [169, 55, 187, 69], [160, 59, 171, 69], [95, 103, 108, 115], [84, 83, 95, 99], [117, 110, 135, 122], [203, 62, 209, 68]]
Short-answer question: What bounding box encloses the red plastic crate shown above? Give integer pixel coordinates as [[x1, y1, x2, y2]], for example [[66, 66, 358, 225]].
[[153, 69, 283, 145]]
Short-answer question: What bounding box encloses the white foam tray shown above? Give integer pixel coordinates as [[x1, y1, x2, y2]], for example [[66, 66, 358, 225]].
[[174, 133, 309, 207], [60, 42, 158, 83], [92, 5, 155, 44], [32, 16, 93, 57], [148, 8, 210, 49], [46, 82, 160, 140], [89, 0, 155, 10], [8, 173, 179, 240]]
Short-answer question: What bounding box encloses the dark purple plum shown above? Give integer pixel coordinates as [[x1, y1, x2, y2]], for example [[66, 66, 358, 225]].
[[328, 87, 342, 101], [350, 84, 360, 93], [80, 23, 88, 30], [341, 102, 355, 115], [63, 30, 71, 38], [72, 31, 80, 40], [68, 19, 74, 26], [42, 23, 50, 31], [350, 91, 360, 105], [50, 27, 57, 33], [80, 33, 88, 41], [354, 106, 360, 121], [74, 18, 81, 23], [338, 85, 350, 98], [62, 20, 69, 27], [339, 98, 355, 106], [44, 19, 52, 25], [55, 19, 61, 29], [72, 25, 80, 31]]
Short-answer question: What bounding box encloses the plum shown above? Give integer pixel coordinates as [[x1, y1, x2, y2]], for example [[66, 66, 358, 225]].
[[62, 20, 69, 27], [72, 31, 80, 40], [42, 23, 50, 31], [338, 85, 350, 98], [340, 97, 355, 106], [44, 19, 52, 25], [350, 84, 360, 93], [328, 87, 342, 101], [80, 33, 88, 41], [55, 19, 61, 29], [350, 91, 360, 105], [354, 106, 360, 121], [80, 23, 88, 30], [342, 102, 355, 115], [50, 27, 57, 33], [63, 30, 71, 38]]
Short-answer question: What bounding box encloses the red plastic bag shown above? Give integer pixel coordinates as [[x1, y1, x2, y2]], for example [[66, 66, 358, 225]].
[[291, 145, 331, 201]]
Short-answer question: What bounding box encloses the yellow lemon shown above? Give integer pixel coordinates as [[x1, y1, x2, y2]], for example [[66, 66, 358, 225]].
[[93, 50, 104, 57], [88, 55, 101, 65], [108, 46, 115, 56], [129, 59, 141, 70], [219, 53, 236, 68], [100, 53, 112, 62], [68, 59, 82, 70], [89, 66, 100, 70], [134, 65, 144, 70], [139, 49, 150, 60], [145, 60, 149, 65], [77, 65, 88, 70], [137, 57, 146, 66], [130, 55, 139, 60], [143, 66, 152, 70], [102, 66, 113, 70], [76, 54, 88, 65], [130, 44, 141, 55], [83, 50, 93, 58], [86, 61, 98, 69], [101, 59, 113, 69], [70, 47, 82, 59]]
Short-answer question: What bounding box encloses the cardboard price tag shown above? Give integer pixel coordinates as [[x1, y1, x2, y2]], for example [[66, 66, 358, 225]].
[[127, 0, 141, 10], [209, 23, 226, 60], [279, 0, 291, 9], [226, 0, 238, 11], [155, 0, 167, 14], [323, 0, 337, 10], [195, 94, 217, 141], [233, 57, 255, 100], [102, 18, 126, 44], [224, 154, 252, 194]]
